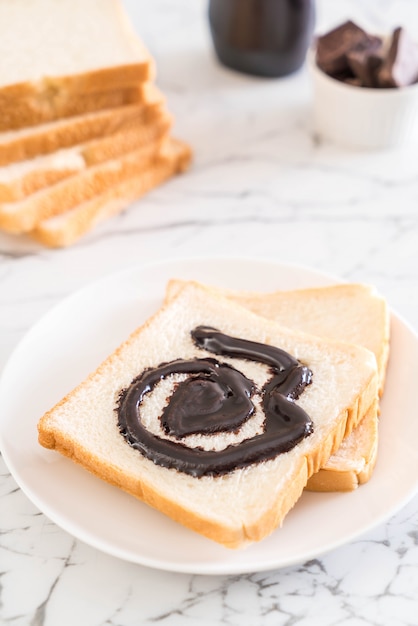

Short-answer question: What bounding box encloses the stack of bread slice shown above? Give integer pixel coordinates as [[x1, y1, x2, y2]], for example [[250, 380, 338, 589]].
[[38, 279, 389, 549], [0, 0, 191, 247]]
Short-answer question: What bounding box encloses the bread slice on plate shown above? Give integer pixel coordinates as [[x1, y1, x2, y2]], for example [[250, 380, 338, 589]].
[[0, 86, 167, 167], [31, 138, 192, 247], [0, 111, 172, 202], [306, 401, 379, 491], [0, 0, 154, 131], [38, 281, 378, 548], [165, 280, 390, 491]]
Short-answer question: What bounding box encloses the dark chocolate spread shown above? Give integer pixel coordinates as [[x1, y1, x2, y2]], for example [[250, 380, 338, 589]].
[[117, 326, 313, 477]]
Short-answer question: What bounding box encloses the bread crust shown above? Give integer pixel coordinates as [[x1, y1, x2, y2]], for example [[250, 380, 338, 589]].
[[0, 62, 153, 98], [0, 85, 148, 133], [305, 402, 379, 491]]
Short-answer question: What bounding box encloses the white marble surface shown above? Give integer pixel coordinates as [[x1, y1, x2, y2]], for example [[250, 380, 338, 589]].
[[1, 0, 418, 623]]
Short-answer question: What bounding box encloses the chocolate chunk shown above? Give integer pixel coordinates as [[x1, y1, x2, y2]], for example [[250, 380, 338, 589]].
[[377, 27, 418, 87], [315, 21, 418, 90], [332, 69, 357, 84], [347, 39, 384, 87], [316, 20, 377, 77], [344, 75, 363, 87]]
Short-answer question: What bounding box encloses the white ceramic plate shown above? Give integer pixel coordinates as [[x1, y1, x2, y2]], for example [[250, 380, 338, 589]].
[[1, 257, 418, 575]]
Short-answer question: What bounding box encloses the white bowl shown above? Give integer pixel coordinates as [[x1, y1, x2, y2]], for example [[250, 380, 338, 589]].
[[308, 48, 418, 150]]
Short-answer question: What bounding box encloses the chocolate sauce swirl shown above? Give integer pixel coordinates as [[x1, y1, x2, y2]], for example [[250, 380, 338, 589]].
[[117, 326, 313, 477]]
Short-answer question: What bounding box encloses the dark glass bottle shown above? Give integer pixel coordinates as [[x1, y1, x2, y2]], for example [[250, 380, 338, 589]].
[[208, 0, 315, 77]]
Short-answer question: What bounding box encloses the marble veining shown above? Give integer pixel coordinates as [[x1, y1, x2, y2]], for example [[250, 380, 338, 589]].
[[2, 472, 418, 626], [1, 0, 418, 624]]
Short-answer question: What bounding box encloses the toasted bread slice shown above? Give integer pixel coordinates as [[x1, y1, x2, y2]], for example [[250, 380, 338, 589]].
[[31, 138, 192, 248], [165, 280, 389, 491], [38, 281, 378, 548]]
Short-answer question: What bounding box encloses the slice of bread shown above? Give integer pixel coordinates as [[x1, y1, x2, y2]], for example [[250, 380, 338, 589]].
[[0, 111, 172, 202], [0, 150, 86, 204], [0, 86, 149, 133], [38, 281, 378, 548], [0, 135, 177, 233], [31, 138, 192, 248], [0, 0, 154, 131], [165, 280, 389, 491], [306, 401, 379, 491], [0, 86, 166, 167]]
